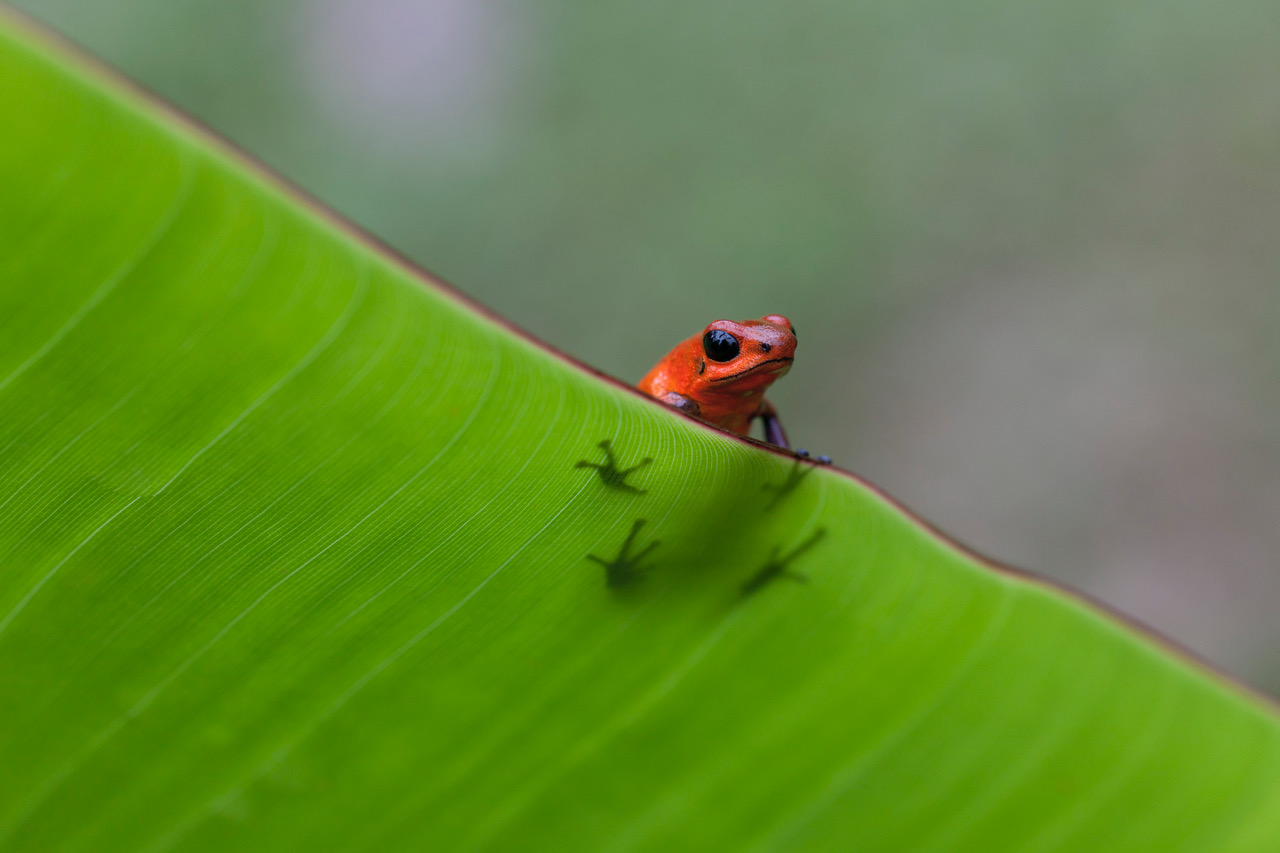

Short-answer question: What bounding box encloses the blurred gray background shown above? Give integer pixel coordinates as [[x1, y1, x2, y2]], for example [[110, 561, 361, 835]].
[[15, 0, 1280, 690]]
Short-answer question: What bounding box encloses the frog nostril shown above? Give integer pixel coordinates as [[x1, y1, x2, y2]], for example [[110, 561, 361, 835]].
[[760, 342, 772, 353]]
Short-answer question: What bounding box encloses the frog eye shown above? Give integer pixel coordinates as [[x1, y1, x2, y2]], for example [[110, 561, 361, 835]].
[[702, 329, 740, 362]]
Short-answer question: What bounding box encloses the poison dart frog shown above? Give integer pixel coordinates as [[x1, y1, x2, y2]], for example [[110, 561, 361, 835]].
[[639, 315, 797, 449]]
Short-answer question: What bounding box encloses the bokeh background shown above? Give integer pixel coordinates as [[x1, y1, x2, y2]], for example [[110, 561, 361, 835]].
[[14, 0, 1280, 691]]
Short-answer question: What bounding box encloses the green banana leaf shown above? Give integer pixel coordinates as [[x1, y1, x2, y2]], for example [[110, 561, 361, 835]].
[[2, 10, 1279, 851]]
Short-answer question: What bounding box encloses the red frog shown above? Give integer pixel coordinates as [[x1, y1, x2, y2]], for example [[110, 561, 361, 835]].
[[639, 315, 797, 448]]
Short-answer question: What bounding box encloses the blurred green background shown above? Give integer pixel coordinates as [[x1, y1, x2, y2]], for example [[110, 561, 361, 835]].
[[13, 0, 1280, 690]]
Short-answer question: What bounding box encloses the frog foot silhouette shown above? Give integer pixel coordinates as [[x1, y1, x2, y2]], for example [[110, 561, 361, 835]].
[[762, 458, 814, 509], [741, 528, 827, 596], [586, 518, 660, 588], [575, 439, 652, 495]]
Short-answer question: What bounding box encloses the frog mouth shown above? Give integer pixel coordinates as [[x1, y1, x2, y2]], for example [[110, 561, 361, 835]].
[[709, 357, 793, 383]]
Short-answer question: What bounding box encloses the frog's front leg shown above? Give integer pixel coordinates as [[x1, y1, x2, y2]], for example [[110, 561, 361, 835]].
[[657, 391, 701, 417], [757, 398, 789, 449]]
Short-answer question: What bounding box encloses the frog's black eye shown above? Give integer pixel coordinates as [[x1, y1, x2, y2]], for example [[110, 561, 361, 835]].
[[702, 329, 740, 362], [789, 323, 797, 340]]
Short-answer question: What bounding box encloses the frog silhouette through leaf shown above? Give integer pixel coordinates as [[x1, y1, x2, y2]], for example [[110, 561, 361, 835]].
[[741, 528, 827, 596], [586, 518, 659, 588], [761, 458, 814, 509], [575, 439, 652, 494]]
